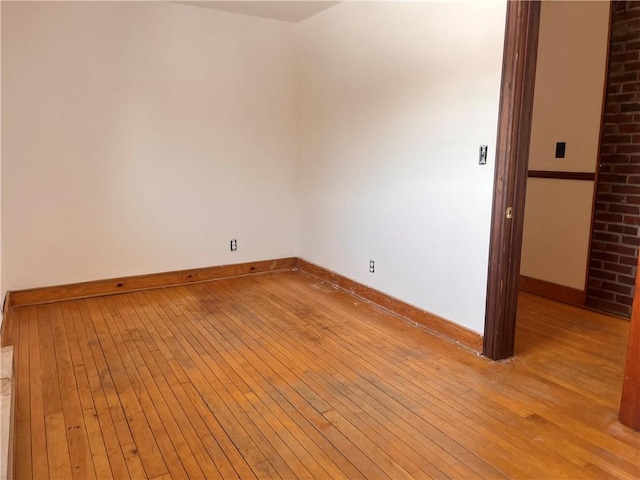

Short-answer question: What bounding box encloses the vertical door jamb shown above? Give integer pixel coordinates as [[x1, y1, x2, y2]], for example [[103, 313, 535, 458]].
[[483, 0, 541, 360], [620, 255, 640, 430]]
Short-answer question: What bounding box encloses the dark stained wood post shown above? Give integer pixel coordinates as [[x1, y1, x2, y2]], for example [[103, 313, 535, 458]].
[[620, 255, 640, 430], [483, 0, 541, 360]]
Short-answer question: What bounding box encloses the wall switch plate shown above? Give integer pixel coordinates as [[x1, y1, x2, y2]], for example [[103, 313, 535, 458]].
[[479, 145, 488, 165], [230, 239, 237, 251], [369, 260, 375, 273], [555, 142, 566, 158]]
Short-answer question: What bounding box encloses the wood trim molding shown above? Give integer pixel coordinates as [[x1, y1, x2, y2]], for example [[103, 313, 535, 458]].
[[619, 254, 640, 430], [527, 171, 595, 181], [297, 258, 483, 353], [9, 258, 297, 307], [519, 275, 586, 307], [484, 0, 541, 360]]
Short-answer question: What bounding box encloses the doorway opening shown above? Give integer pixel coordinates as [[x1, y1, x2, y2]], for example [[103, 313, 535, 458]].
[[484, 0, 639, 360], [483, 0, 640, 429]]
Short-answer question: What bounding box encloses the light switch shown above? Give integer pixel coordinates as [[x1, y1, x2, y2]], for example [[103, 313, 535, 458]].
[[479, 145, 488, 165]]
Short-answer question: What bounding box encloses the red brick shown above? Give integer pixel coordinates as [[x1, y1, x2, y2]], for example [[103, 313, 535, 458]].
[[590, 269, 618, 281], [621, 103, 640, 113], [624, 61, 640, 71], [608, 223, 639, 235], [618, 274, 637, 286], [609, 203, 640, 214], [603, 134, 632, 144], [593, 232, 622, 243], [606, 103, 622, 115], [605, 242, 637, 256], [591, 299, 632, 315], [594, 223, 607, 232], [605, 114, 634, 123], [615, 294, 635, 306], [600, 194, 627, 203], [610, 72, 639, 83], [600, 144, 617, 155], [598, 173, 629, 183], [591, 251, 619, 262], [594, 212, 622, 223], [588, 289, 616, 302], [594, 212, 624, 222], [620, 255, 639, 266], [617, 144, 640, 153], [609, 164, 639, 174], [602, 282, 632, 295], [601, 154, 631, 164], [618, 123, 640, 133], [588, 278, 603, 290], [623, 215, 640, 225], [622, 83, 640, 93], [612, 184, 640, 194], [626, 40, 640, 51], [611, 51, 640, 63], [598, 183, 612, 193], [603, 262, 634, 274], [613, 42, 627, 54]]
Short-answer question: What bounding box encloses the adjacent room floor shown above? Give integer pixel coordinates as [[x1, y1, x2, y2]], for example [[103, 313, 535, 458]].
[[2, 270, 639, 479]]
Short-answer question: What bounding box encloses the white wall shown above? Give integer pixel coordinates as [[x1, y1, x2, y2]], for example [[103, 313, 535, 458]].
[[520, 0, 610, 290], [2, 1, 509, 336], [2, 2, 299, 291], [297, 1, 507, 334]]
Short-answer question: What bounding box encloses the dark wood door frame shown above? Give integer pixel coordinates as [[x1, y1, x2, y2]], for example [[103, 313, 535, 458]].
[[483, 0, 541, 361], [620, 255, 640, 430]]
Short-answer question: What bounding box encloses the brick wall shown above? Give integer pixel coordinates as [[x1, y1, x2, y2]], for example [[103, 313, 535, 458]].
[[586, 0, 640, 317]]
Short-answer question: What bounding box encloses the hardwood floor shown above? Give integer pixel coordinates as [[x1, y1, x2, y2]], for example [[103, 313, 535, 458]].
[[2, 271, 638, 479]]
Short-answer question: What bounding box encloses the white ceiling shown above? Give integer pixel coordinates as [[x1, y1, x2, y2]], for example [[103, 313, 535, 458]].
[[177, 1, 341, 23]]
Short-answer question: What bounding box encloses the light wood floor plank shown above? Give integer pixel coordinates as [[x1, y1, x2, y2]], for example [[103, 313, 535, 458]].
[[14, 308, 32, 480], [26, 307, 49, 479], [51, 302, 96, 479]]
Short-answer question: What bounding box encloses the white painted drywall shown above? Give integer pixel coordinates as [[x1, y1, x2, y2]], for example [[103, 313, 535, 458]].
[[2, 2, 299, 290], [297, 1, 507, 334], [522, 179, 596, 289], [526, 0, 609, 174], [520, 0, 610, 290]]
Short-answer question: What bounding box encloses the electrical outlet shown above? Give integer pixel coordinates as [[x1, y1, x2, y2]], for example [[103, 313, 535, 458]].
[[230, 239, 237, 252], [369, 260, 375, 273]]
